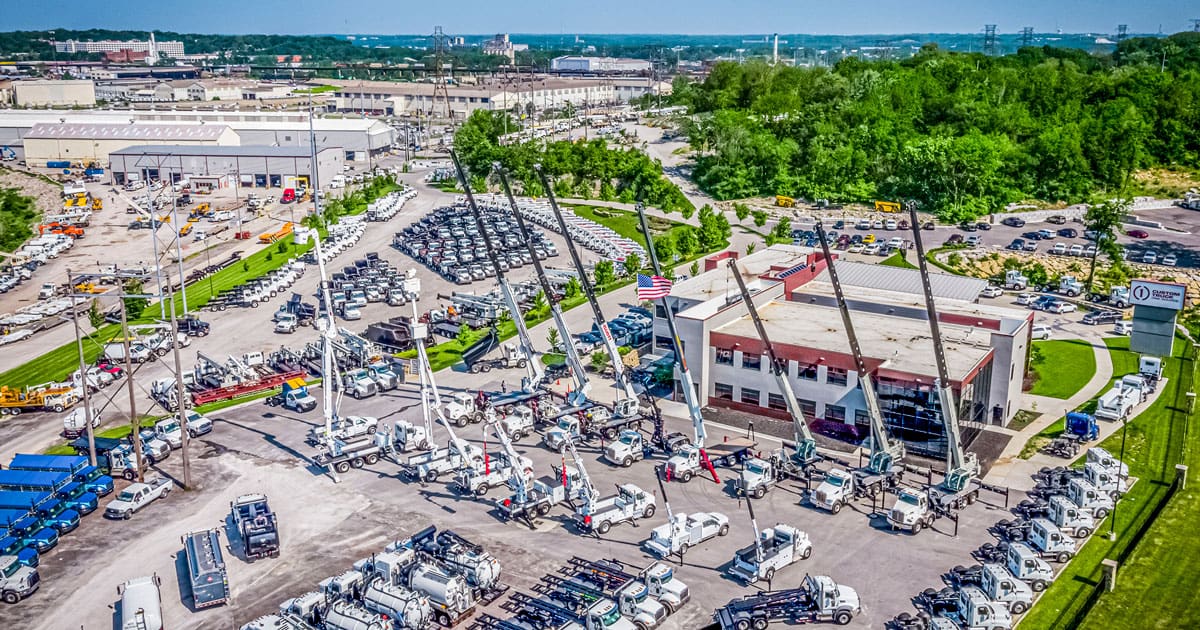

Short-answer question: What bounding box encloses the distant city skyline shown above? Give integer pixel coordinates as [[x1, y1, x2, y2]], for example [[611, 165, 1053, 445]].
[[8, 0, 1196, 37]]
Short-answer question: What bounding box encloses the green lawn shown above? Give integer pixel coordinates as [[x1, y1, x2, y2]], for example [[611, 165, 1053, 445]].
[[1029, 339, 1099, 399], [880, 251, 918, 269], [1022, 336, 1194, 629], [293, 85, 339, 94], [1104, 336, 1142, 377], [569, 204, 691, 245]]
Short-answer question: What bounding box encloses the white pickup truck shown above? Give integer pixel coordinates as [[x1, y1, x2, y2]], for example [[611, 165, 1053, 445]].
[[104, 477, 172, 519], [644, 512, 730, 557], [575, 484, 656, 535], [307, 415, 378, 445]]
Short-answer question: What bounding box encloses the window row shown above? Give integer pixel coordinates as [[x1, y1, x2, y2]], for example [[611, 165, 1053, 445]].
[[714, 350, 850, 386]]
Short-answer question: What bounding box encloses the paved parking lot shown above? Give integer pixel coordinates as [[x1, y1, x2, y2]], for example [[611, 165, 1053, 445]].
[[5, 384, 1020, 630]]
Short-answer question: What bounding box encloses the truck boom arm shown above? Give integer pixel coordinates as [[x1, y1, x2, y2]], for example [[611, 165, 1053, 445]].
[[495, 165, 591, 404], [906, 204, 978, 489], [535, 165, 639, 411], [814, 224, 904, 470], [451, 151, 544, 391], [726, 258, 817, 464]]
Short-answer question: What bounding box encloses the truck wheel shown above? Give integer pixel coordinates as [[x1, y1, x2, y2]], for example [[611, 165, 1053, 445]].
[[735, 620, 751, 630], [764, 568, 775, 581], [470, 364, 481, 374], [334, 462, 351, 473], [967, 491, 978, 505], [160, 487, 170, 497], [517, 359, 527, 368], [123, 510, 132, 520], [1095, 508, 1109, 519], [436, 611, 451, 626], [455, 416, 468, 428], [418, 440, 430, 451], [830, 501, 842, 514], [2, 591, 19, 604], [536, 503, 551, 516], [1056, 551, 1072, 563], [481, 363, 492, 373], [156, 348, 168, 357], [604, 427, 619, 439], [350, 457, 364, 469], [1032, 580, 1047, 593], [723, 455, 737, 467], [367, 425, 377, 435], [53, 404, 65, 413], [123, 470, 135, 481], [752, 486, 765, 500], [425, 470, 439, 483], [475, 485, 489, 497], [1076, 527, 1091, 538], [679, 542, 689, 554], [622, 456, 633, 468], [353, 391, 363, 399], [364, 453, 380, 465], [679, 470, 693, 483], [597, 521, 612, 535], [1010, 601, 1029, 615], [643, 504, 656, 518], [910, 522, 921, 535], [719, 524, 730, 536], [753, 619, 769, 630], [800, 546, 812, 560], [834, 611, 853, 625]]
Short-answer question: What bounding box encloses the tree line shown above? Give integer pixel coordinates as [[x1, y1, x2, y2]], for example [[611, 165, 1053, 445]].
[[454, 110, 693, 213], [673, 33, 1200, 220]]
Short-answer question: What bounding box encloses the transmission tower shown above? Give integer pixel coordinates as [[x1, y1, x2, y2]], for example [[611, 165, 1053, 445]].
[[1191, 19, 1200, 32], [983, 24, 998, 56], [876, 39, 892, 61], [429, 25, 452, 120], [1117, 24, 1129, 41], [1020, 27, 1034, 48]]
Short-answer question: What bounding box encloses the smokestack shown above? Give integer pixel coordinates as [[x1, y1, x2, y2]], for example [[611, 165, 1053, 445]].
[[773, 34, 779, 65]]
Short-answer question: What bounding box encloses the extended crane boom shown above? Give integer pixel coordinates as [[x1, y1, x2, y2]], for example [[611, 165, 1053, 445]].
[[906, 204, 979, 491], [495, 164, 590, 406], [725, 258, 818, 466], [563, 437, 599, 514], [485, 406, 533, 503], [414, 317, 475, 466], [813, 223, 905, 473], [535, 165, 639, 419], [634, 203, 719, 483], [451, 151, 544, 392]]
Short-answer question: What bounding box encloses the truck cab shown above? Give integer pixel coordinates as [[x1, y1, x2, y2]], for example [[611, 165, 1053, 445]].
[[0, 512, 58, 553], [1027, 518, 1077, 563], [1005, 542, 1055, 592], [887, 488, 934, 533], [366, 364, 400, 390], [1083, 462, 1129, 499], [979, 564, 1033, 615], [545, 415, 582, 450], [811, 468, 857, 512], [942, 586, 1012, 630], [1065, 478, 1113, 518], [1046, 495, 1096, 538], [603, 429, 646, 467], [342, 371, 378, 400], [0, 535, 38, 569], [270, 380, 317, 413], [728, 524, 812, 583]]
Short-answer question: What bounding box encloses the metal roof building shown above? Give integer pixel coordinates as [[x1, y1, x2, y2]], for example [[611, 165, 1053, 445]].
[[109, 144, 343, 190], [22, 122, 238, 167], [656, 246, 1033, 457]]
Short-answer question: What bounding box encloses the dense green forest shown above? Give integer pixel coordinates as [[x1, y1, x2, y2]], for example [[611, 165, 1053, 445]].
[[454, 110, 693, 213], [673, 33, 1200, 220]]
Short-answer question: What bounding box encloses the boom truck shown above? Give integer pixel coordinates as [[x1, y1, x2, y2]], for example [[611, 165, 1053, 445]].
[[633, 203, 720, 484], [497, 165, 592, 409], [728, 490, 812, 584], [452, 151, 545, 393], [888, 204, 982, 533], [809, 224, 907, 513], [725, 258, 821, 499], [401, 339, 484, 483], [536, 165, 640, 420], [455, 408, 533, 497], [498, 438, 595, 525]]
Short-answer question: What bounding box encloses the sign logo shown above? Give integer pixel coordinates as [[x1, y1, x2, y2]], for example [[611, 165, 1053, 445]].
[[1130, 279, 1186, 311]]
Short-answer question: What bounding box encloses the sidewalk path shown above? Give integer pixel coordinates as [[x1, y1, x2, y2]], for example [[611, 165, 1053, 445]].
[[985, 340, 1116, 489]]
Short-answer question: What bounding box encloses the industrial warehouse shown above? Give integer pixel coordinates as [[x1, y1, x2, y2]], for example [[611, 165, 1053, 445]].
[[660, 246, 1032, 456], [108, 145, 344, 190]]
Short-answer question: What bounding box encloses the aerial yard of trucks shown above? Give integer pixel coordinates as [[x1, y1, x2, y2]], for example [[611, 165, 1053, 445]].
[[0, 157, 1173, 630]]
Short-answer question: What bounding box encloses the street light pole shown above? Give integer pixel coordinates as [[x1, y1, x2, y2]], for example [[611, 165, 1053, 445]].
[[1108, 384, 1131, 540], [118, 296, 145, 483], [67, 270, 97, 467], [166, 278, 191, 489]]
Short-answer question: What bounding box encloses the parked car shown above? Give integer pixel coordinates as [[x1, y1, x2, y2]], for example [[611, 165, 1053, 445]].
[[976, 222, 991, 231], [1051, 243, 1068, 255], [959, 222, 978, 232], [1047, 301, 1078, 314], [1058, 228, 1078, 238], [965, 235, 983, 246], [1032, 324, 1052, 340], [981, 285, 1004, 298], [1114, 321, 1134, 335], [1142, 250, 1158, 264], [1127, 229, 1150, 239], [1083, 310, 1122, 326], [1002, 217, 1027, 228], [1046, 215, 1068, 225], [1162, 254, 1178, 266], [1008, 239, 1026, 251]]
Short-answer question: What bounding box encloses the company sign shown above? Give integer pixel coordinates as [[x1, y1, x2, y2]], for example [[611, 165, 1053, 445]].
[[1130, 279, 1187, 311]]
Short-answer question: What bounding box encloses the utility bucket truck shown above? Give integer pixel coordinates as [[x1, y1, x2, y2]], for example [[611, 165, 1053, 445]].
[[574, 483, 656, 535]]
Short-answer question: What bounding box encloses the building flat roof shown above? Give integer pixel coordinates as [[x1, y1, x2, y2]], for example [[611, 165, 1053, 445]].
[[24, 122, 231, 141], [812, 260, 987, 302], [714, 299, 994, 381], [110, 145, 334, 158], [671, 245, 815, 304]]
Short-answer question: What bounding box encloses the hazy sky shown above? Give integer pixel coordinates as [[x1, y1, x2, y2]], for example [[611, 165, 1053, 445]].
[[7, 0, 1194, 35]]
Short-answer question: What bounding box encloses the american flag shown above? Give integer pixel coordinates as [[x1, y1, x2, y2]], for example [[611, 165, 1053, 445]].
[[637, 274, 673, 300]]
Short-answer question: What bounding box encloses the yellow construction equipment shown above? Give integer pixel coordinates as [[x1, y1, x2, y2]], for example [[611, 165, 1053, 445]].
[[92, 197, 103, 210], [258, 221, 294, 244], [875, 200, 902, 213], [0, 384, 79, 415], [776, 195, 796, 208], [179, 223, 193, 237], [73, 282, 106, 294]]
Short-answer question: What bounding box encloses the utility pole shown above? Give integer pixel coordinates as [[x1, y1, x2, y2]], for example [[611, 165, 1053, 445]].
[[118, 295, 145, 483], [67, 270, 97, 467], [166, 277, 191, 489]]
